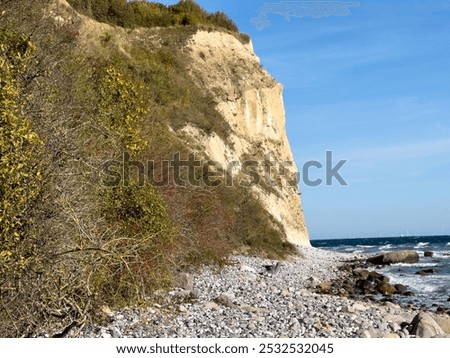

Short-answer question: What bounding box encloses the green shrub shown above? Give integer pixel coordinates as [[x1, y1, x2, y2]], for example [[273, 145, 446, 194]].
[[0, 27, 42, 271], [98, 66, 148, 154], [67, 0, 241, 32], [103, 182, 174, 240]]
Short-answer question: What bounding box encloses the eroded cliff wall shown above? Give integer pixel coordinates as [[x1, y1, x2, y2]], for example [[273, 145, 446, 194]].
[[184, 31, 309, 246]]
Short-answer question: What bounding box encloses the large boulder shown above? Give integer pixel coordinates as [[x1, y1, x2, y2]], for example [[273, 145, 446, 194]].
[[409, 312, 445, 338], [433, 315, 450, 334], [367, 250, 419, 265], [377, 282, 397, 295]]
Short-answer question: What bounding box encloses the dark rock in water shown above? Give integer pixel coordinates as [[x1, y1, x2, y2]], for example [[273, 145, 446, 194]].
[[367, 250, 419, 265], [377, 282, 397, 295], [447, 297, 450, 302], [367, 271, 383, 282], [424, 251, 434, 257], [415, 269, 439, 276], [436, 306, 446, 314], [367, 271, 389, 283], [394, 284, 408, 294], [404, 291, 415, 296]]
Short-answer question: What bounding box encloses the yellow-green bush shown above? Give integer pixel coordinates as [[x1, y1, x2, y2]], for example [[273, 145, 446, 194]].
[[0, 27, 42, 271], [98, 66, 148, 154], [103, 182, 174, 240], [0, 0, 294, 337]]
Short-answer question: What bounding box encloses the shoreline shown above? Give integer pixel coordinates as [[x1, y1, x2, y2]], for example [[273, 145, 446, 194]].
[[70, 246, 449, 338]]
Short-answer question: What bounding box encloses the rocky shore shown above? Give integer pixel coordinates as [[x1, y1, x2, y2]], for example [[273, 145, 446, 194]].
[[72, 246, 450, 338]]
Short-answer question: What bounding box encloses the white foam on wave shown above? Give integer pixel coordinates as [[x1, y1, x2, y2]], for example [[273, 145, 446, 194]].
[[415, 242, 430, 248], [390, 262, 440, 268], [380, 244, 393, 250], [430, 251, 450, 259], [356, 245, 375, 248], [387, 272, 448, 294], [351, 249, 364, 254]]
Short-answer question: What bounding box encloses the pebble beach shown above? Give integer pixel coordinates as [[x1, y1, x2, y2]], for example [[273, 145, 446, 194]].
[[73, 246, 450, 338]]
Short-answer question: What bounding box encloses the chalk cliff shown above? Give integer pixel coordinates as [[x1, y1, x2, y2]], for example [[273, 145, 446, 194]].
[[183, 31, 309, 245]]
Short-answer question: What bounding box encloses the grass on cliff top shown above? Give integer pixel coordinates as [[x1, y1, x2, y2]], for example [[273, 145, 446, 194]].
[[67, 0, 250, 43]]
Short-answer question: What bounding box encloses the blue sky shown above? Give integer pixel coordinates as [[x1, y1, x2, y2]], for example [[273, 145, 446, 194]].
[[161, 1, 450, 240]]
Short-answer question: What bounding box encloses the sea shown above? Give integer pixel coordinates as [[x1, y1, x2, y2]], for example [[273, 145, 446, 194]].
[[311, 235, 450, 309]]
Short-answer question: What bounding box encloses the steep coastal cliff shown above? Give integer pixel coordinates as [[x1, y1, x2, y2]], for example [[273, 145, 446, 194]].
[[184, 31, 309, 245]]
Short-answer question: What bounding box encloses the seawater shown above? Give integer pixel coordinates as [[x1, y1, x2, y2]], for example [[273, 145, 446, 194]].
[[312, 236, 450, 308]]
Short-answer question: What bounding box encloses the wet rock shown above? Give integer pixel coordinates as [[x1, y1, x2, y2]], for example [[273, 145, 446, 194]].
[[415, 269, 439, 275], [368, 271, 389, 283], [424, 251, 434, 257], [377, 282, 397, 295], [394, 284, 408, 294], [367, 250, 419, 265]]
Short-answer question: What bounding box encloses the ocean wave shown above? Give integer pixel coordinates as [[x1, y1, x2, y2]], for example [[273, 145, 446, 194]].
[[430, 251, 450, 259], [380, 244, 393, 250], [389, 262, 440, 268], [356, 245, 375, 248], [387, 273, 448, 293], [414, 242, 430, 248]]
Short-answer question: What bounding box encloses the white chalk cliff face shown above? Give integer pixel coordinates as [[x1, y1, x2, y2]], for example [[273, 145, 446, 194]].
[[184, 31, 310, 246]]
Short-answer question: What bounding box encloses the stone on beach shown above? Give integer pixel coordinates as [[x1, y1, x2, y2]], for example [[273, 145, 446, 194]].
[[68, 246, 443, 339], [409, 312, 444, 338], [174, 273, 194, 292], [367, 250, 419, 265], [377, 282, 397, 295]]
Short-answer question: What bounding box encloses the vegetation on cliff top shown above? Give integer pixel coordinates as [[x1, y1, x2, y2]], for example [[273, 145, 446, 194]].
[[68, 0, 239, 31], [0, 0, 294, 337]]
